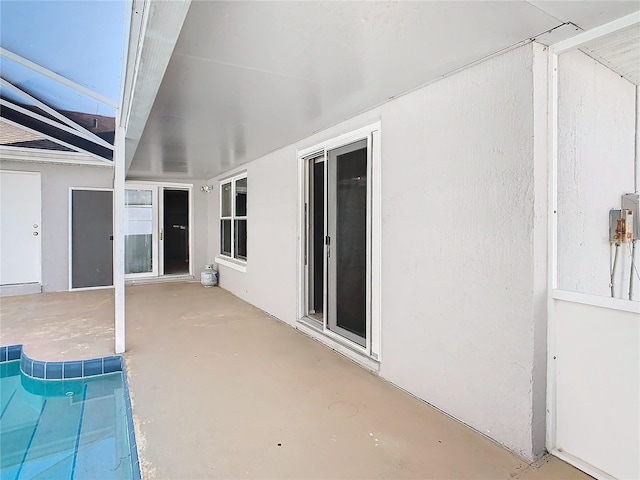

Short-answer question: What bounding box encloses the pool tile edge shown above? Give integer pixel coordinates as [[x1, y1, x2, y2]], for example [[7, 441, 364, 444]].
[[2, 347, 123, 380], [0, 344, 141, 480]]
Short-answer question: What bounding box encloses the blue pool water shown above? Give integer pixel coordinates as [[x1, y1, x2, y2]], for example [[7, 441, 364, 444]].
[[1, 360, 135, 479]]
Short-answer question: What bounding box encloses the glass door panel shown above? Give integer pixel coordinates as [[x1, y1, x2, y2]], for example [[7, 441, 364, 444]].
[[124, 187, 157, 276], [305, 155, 326, 325], [327, 139, 368, 347]]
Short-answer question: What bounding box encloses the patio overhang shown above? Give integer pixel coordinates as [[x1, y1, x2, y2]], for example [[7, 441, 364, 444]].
[[126, 1, 640, 181]]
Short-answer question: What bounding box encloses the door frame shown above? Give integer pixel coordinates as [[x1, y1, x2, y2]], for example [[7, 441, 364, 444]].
[[296, 122, 382, 362], [124, 181, 194, 279], [68, 187, 114, 291], [159, 185, 193, 276]]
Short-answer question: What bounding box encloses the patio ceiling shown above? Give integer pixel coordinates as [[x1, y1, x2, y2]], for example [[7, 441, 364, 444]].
[[124, 1, 639, 180]]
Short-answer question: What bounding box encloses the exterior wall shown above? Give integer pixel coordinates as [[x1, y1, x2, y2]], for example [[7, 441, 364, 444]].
[[557, 49, 637, 299], [207, 153, 299, 324], [379, 43, 546, 461], [208, 43, 548, 460], [0, 159, 113, 292]]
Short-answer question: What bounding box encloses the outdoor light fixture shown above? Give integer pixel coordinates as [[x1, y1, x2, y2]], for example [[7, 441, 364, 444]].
[[201, 185, 214, 193]]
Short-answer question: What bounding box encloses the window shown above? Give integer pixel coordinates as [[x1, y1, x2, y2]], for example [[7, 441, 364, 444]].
[[220, 174, 247, 261]]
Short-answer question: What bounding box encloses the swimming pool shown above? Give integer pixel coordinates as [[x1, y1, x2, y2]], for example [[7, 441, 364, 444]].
[[0, 347, 140, 480]]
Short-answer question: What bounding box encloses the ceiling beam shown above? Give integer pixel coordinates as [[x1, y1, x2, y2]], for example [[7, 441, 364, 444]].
[[552, 10, 640, 54], [0, 98, 114, 151], [0, 118, 113, 164], [0, 47, 117, 108], [0, 78, 113, 150]]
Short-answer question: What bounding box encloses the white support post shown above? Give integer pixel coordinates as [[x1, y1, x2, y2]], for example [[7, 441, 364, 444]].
[[114, 122, 126, 354]]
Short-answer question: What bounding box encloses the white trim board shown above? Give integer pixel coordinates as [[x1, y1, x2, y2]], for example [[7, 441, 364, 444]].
[[552, 289, 640, 313], [0, 146, 111, 167]]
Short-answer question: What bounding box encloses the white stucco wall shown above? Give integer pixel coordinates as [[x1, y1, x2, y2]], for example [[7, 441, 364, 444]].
[[0, 159, 113, 292], [378, 43, 547, 461], [557, 50, 637, 299], [208, 43, 548, 460]]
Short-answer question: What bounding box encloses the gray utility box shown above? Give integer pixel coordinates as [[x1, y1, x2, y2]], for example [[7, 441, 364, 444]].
[[621, 193, 639, 240]]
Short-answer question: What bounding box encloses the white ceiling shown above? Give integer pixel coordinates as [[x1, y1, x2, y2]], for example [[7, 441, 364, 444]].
[[127, 1, 640, 180], [581, 23, 640, 85]]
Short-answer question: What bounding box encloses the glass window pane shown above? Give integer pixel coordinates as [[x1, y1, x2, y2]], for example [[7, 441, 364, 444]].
[[125, 189, 153, 274], [221, 182, 232, 217], [334, 143, 367, 339], [235, 177, 247, 217], [234, 220, 247, 260], [221, 219, 231, 256], [125, 189, 152, 206]]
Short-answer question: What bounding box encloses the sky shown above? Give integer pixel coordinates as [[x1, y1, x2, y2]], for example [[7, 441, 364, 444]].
[[0, 0, 129, 115]]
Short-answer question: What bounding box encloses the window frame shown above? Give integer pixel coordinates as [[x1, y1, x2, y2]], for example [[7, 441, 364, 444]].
[[219, 172, 247, 263]]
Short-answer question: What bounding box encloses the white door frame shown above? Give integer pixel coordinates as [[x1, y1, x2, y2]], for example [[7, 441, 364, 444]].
[[296, 122, 382, 363], [158, 184, 194, 277], [68, 187, 114, 291], [124, 181, 194, 279]]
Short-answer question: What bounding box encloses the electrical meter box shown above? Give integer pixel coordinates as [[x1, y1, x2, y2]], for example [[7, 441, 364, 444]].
[[610, 209, 634, 243], [621, 193, 639, 240]]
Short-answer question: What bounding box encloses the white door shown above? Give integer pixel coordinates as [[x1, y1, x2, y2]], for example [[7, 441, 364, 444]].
[[0, 171, 41, 285]]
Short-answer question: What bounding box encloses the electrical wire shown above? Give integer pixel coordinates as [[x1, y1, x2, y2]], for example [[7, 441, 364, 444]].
[[629, 240, 639, 300], [610, 243, 621, 298]]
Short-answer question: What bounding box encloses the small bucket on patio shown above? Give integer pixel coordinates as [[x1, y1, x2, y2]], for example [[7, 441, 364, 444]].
[[201, 264, 218, 287]]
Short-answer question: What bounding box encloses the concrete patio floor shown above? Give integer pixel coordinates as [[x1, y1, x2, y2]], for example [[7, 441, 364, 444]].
[[1, 282, 591, 479]]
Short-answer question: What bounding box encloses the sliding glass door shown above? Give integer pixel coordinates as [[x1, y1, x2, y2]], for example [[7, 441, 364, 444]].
[[327, 139, 368, 347], [304, 138, 370, 349]]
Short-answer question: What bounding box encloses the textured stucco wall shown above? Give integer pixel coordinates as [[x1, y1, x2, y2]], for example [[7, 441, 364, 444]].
[[208, 43, 548, 460], [0, 160, 113, 292], [378, 43, 546, 461], [557, 49, 636, 299], [207, 151, 300, 324]]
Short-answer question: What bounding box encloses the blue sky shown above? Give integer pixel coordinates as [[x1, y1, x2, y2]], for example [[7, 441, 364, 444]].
[[1, 0, 129, 115]]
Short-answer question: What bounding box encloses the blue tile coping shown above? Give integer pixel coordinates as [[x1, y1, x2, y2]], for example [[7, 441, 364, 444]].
[[8, 347, 124, 380], [1, 344, 141, 480]]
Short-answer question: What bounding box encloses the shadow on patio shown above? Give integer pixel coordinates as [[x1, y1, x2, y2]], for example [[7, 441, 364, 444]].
[[1, 283, 590, 479]]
